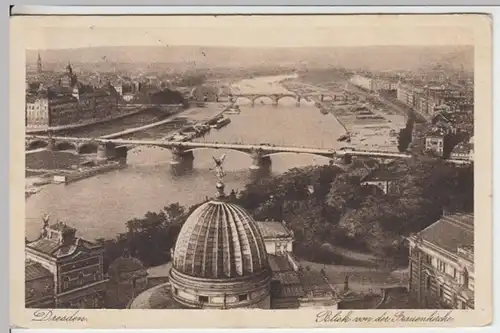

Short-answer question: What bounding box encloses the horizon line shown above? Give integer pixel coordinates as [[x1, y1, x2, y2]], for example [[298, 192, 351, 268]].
[[26, 44, 475, 52]]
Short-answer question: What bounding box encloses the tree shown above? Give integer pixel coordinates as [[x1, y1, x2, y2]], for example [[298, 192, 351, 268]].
[[397, 128, 412, 152], [325, 174, 364, 214], [397, 112, 416, 152]]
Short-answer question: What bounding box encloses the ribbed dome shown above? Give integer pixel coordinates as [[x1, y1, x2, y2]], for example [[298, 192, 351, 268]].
[[172, 200, 269, 279]]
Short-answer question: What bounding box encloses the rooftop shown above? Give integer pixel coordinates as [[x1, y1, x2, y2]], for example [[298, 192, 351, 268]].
[[172, 198, 269, 279], [426, 128, 447, 138], [451, 141, 473, 155], [417, 213, 474, 257], [298, 269, 336, 298], [256, 221, 293, 239], [268, 254, 294, 273], [26, 237, 99, 258], [25, 259, 52, 281]]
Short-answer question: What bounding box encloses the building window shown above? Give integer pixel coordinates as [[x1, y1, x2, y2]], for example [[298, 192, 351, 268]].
[[463, 269, 470, 289], [238, 294, 248, 302], [426, 276, 431, 290], [78, 272, 84, 286], [63, 277, 70, 290], [198, 296, 209, 303], [425, 254, 432, 265], [439, 285, 444, 300], [437, 260, 446, 273]]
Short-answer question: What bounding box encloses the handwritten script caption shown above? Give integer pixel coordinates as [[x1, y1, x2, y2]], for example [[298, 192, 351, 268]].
[[31, 309, 88, 322], [316, 310, 454, 324]]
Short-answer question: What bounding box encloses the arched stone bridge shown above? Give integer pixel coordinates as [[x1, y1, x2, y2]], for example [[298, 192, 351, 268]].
[[214, 92, 356, 106], [26, 135, 471, 169], [25, 135, 366, 169]]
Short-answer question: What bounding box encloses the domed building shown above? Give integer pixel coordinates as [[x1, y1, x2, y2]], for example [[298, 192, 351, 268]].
[[106, 249, 149, 308], [129, 182, 340, 310], [169, 183, 272, 309]]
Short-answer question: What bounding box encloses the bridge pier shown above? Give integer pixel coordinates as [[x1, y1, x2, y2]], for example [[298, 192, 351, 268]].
[[251, 99, 255, 107], [250, 149, 271, 170], [46, 138, 56, 151], [295, 96, 301, 107], [169, 146, 194, 165], [342, 154, 352, 164], [96, 142, 117, 164], [272, 96, 278, 107], [115, 145, 129, 165], [320, 94, 324, 102]]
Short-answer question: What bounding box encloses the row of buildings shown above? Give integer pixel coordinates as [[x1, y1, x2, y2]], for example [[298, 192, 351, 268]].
[[349, 73, 398, 92], [25, 53, 182, 129], [396, 83, 473, 119], [26, 62, 119, 129], [349, 72, 473, 120]]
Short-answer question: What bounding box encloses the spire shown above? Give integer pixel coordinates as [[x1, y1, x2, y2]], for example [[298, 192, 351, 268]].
[[37, 52, 43, 73], [66, 61, 73, 76]]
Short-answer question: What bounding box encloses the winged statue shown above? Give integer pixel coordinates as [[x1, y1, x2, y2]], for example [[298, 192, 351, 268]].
[[210, 153, 227, 181]]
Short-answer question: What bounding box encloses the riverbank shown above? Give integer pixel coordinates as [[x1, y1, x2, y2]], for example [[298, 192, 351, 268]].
[[282, 79, 405, 152], [26, 104, 183, 134], [101, 105, 185, 139], [26, 160, 126, 191]]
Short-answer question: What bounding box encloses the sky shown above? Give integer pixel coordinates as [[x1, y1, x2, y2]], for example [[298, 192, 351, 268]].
[[17, 15, 476, 50]]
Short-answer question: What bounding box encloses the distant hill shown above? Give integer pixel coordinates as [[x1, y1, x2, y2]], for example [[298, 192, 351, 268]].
[[26, 45, 474, 72]]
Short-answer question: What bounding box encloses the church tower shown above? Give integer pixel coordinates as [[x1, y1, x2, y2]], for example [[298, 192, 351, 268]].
[[37, 52, 43, 73]]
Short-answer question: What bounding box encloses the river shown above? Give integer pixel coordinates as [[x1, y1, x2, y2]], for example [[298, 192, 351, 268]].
[[25, 74, 347, 241]]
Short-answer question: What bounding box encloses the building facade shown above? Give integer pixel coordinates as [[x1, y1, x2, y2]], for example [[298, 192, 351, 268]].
[[407, 213, 474, 309], [255, 221, 294, 255], [350, 74, 374, 91], [396, 84, 415, 107], [425, 129, 446, 156], [25, 219, 108, 308], [25, 92, 79, 128], [75, 88, 117, 119]]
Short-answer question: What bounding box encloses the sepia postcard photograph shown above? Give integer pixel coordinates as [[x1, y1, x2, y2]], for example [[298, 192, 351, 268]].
[[10, 13, 492, 329]]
